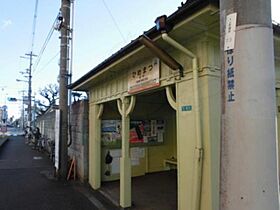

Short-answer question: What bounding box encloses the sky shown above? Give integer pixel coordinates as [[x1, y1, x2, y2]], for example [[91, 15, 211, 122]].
[[0, 0, 280, 119]]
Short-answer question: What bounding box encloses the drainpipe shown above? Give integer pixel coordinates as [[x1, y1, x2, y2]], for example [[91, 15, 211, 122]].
[[161, 33, 203, 210]]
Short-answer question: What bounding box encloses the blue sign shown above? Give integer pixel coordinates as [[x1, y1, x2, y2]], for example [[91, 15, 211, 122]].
[[181, 105, 192, 112]]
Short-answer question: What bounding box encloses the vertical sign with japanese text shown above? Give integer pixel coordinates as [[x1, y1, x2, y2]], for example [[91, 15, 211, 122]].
[[224, 13, 237, 103], [128, 58, 160, 94], [225, 50, 236, 102], [224, 13, 237, 51]]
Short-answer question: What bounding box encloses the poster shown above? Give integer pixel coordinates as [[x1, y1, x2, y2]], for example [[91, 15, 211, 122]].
[[130, 121, 145, 143], [101, 120, 121, 145], [101, 119, 165, 145], [111, 157, 120, 174]]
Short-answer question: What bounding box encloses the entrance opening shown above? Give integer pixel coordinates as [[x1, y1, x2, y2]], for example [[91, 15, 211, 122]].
[[99, 88, 177, 209]]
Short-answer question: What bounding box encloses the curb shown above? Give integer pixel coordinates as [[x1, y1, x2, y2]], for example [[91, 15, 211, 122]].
[[0, 137, 8, 148], [71, 182, 121, 210]]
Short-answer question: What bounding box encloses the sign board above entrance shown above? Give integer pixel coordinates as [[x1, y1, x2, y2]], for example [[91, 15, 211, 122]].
[[128, 58, 160, 94]]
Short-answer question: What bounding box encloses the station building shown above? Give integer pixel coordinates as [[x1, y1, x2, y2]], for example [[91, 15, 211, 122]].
[[70, 0, 280, 209]]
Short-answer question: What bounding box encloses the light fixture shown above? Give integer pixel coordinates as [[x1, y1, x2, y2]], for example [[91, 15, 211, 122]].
[[155, 15, 167, 32], [16, 79, 28, 83]]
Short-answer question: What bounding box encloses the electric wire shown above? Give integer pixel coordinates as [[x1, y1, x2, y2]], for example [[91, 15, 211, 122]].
[[101, 0, 126, 43], [33, 13, 60, 73], [33, 51, 60, 76], [30, 0, 39, 52]]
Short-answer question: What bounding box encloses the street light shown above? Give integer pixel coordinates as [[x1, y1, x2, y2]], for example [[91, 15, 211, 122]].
[[16, 79, 28, 83]]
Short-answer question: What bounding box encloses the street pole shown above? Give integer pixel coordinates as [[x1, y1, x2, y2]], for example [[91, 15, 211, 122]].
[[59, 0, 71, 179], [25, 52, 36, 128], [220, 0, 279, 210], [19, 90, 26, 129]]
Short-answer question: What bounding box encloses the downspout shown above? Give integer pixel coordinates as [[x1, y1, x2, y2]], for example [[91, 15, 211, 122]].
[[161, 33, 203, 210]]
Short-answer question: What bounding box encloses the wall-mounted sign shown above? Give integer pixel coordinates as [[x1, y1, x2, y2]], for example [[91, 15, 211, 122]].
[[181, 105, 192, 112], [0, 125, 7, 132], [224, 13, 237, 51], [128, 58, 160, 94]]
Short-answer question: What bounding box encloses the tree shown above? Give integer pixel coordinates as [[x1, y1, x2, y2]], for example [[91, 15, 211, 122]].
[[36, 83, 59, 116]]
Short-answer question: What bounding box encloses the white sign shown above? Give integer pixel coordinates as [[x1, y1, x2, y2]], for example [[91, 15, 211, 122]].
[[54, 110, 60, 169], [224, 13, 237, 51], [128, 58, 160, 93]]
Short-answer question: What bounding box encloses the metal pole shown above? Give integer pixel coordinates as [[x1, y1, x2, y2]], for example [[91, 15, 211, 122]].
[[59, 0, 71, 179], [220, 0, 279, 210]]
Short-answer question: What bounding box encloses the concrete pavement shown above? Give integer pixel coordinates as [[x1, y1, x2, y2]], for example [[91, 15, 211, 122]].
[[0, 134, 119, 210]]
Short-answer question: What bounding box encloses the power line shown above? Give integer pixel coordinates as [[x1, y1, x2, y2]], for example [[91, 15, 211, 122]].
[[31, 0, 39, 52], [33, 13, 60, 73], [101, 0, 126, 43], [33, 51, 59, 76]]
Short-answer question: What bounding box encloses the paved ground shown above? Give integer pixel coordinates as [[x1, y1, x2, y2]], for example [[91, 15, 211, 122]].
[[100, 170, 177, 210], [1, 127, 25, 136], [0, 135, 118, 210]]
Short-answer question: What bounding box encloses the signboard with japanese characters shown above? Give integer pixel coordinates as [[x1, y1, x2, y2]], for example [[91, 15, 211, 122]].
[[224, 13, 237, 51], [128, 58, 160, 94], [225, 49, 236, 102]]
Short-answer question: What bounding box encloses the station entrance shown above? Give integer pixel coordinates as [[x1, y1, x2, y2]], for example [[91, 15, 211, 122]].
[[99, 88, 178, 209]]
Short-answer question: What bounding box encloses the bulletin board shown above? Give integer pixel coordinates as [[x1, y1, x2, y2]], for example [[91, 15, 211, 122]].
[[101, 119, 165, 147]]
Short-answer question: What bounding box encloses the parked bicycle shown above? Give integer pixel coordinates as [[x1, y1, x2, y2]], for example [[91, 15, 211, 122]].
[[32, 127, 41, 150], [35, 135, 55, 161]]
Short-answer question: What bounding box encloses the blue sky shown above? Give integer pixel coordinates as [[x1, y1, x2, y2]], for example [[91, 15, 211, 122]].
[[1, 0, 280, 119]]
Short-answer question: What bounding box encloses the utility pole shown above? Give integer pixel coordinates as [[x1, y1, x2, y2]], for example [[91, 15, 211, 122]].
[[25, 52, 36, 127], [220, 1, 279, 210], [19, 90, 26, 129], [59, 0, 71, 179]]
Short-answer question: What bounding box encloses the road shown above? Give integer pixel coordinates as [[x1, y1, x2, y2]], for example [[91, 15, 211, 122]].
[[1, 126, 24, 136], [0, 128, 118, 210]]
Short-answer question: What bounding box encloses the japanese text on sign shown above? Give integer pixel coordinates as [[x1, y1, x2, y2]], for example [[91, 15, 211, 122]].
[[224, 13, 237, 51], [128, 58, 160, 93], [226, 49, 235, 102]]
